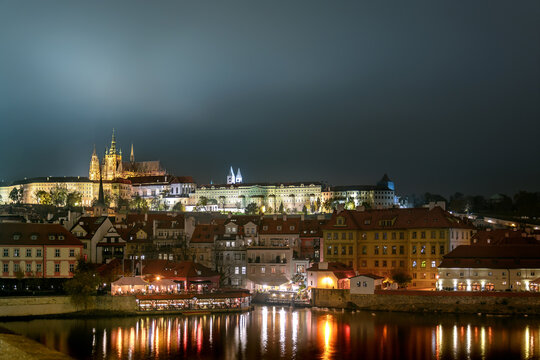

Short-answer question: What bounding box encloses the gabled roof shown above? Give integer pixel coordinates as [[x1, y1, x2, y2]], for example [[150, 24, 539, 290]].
[[0, 223, 83, 246], [142, 260, 219, 278], [112, 276, 149, 286], [307, 262, 356, 280], [190, 224, 222, 243], [259, 217, 301, 235], [324, 207, 475, 231], [352, 273, 385, 280], [439, 244, 540, 269], [70, 216, 109, 235], [471, 229, 538, 245]]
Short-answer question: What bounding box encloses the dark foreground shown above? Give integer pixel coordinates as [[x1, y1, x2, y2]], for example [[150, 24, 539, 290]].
[[1, 306, 539, 359]]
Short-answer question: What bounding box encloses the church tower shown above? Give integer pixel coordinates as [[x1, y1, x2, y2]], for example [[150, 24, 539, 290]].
[[102, 129, 123, 180], [227, 166, 236, 184], [89, 145, 101, 180], [235, 168, 243, 184], [130, 143, 135, 163]]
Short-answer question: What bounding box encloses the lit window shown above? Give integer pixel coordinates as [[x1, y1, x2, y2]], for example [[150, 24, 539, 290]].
[[54, 264, 60, 273], [55, 249, 60, 257]]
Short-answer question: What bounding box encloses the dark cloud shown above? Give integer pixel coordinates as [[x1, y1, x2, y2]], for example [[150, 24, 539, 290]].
[[0, 1, 539, 196]]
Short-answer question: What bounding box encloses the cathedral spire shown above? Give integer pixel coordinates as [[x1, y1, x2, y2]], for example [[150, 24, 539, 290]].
[[130, 143, 134, 163], [98, 171, 105, 206], [109, 128, 117, 155]]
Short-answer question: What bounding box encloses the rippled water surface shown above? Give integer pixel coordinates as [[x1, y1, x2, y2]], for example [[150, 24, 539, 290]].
[[2, 306, 539, 359]]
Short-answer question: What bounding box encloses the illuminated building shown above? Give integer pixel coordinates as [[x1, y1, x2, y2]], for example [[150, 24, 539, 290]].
[[193, 181, 323, 213], [321, 174, 398, 210], [438, 241, 540, 291], [306, 261, 355, 289], [322, 206, 475, 289], [0, 223, 83, 279], [89, 129, 166, 181], [70, 216, 126, 264]]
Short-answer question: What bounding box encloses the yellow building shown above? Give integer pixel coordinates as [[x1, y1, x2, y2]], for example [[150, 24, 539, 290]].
[[322, 207, 475, 289], [0, 223, 83, 279]]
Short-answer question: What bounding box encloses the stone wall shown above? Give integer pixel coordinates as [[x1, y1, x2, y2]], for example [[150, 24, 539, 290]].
[[0, 295, 138, 317], [311, 289, 540, 315]]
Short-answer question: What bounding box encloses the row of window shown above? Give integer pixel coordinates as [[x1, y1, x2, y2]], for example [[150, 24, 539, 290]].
[[2, 248, 76, 258], [360, 260, 405, 268], [326, 231, 447, 241], [251, 266, 287, 274], [411, 244, 445, 255], [412, 260, 438, 268], [2, 262, 74, 273], [444, 271, 535, 277]]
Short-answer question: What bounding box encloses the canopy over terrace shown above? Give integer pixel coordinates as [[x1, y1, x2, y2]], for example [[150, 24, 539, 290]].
[[247, 274, 290, 291], [111, 276, 149, 295], [142, 260, 220, 292], [150, 278, 177, 293]]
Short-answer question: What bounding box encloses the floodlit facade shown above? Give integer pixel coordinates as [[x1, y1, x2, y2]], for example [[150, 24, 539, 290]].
[[0, 223, 83, 279], [322, 206, 475, 289], [438, 244, 540, 291]]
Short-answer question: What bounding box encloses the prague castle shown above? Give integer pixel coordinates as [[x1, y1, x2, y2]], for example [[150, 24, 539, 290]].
[[89, 129, 166, 181]]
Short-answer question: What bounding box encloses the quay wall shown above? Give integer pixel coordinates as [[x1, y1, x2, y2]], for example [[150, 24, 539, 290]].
[[0, 295, 137, 317], [312, 289, 540, 315]]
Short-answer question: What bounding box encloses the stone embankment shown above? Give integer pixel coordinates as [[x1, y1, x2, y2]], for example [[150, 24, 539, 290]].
[[0, 295, 137, 318], [312, 289, 540, 315], [0, 328, 72, 359]]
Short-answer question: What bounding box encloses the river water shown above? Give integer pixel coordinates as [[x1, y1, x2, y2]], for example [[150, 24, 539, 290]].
[[1, 306, 539, 359]]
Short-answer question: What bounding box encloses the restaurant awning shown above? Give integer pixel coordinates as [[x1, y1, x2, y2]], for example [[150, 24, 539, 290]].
[[247, 274, 289, 287]]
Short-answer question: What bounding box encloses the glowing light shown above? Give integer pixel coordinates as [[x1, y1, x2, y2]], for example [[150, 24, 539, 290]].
[[322, 276, 334, 288], [322, 315, 332, 360]]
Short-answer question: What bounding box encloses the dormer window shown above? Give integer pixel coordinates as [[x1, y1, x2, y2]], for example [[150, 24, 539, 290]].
[[12, 234, 20, 240], [30, 234, 38, 240], [277, 226, 282, 231], [336, 217, 344, 225], [290, 226, 295, 231], [48, 235, 55, 240], [364, 219, 371, 225], [263, 226, 268, 231], [58, 235, 65, 240]]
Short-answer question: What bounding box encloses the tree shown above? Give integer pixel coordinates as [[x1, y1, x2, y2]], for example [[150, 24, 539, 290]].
[[390, 269, 412, 289], [173, 202, 185, 212], [278, 202, 284, 214], [64, 259, 101, 310], [49, 185, 68, 206], [66, 191, 82, 208], [245, 203, 259, 215], [302, 204, 308, 215], [9, 187, 23, 204], [129, 195, 148, 212], [196, 196, 209, 212], [35, 190, 52, 205], [316, 197, 321, 213]]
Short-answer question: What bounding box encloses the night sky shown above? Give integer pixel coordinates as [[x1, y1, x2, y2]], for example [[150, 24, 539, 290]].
[[1, 1, 539, 197]]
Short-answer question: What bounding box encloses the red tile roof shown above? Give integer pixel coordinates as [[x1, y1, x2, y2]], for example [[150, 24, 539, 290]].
[[439, 244, 540, 269], [142, 260, 219, 278], [0, 223, 83, 246], [259, 217, 301, 235], [190, 224, 222, 243], [324, 207, 475, 231], [307, 262, 356, 280], [471, 229, 538, 245]]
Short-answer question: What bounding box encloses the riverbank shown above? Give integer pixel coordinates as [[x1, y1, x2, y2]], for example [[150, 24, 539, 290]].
[[0, 295, 251, 320], [0, 327, 72, 359], [312, 289, 540, 315]]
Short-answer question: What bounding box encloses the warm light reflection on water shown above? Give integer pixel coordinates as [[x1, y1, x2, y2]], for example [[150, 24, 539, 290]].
[[2, 307, 540, 359]]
